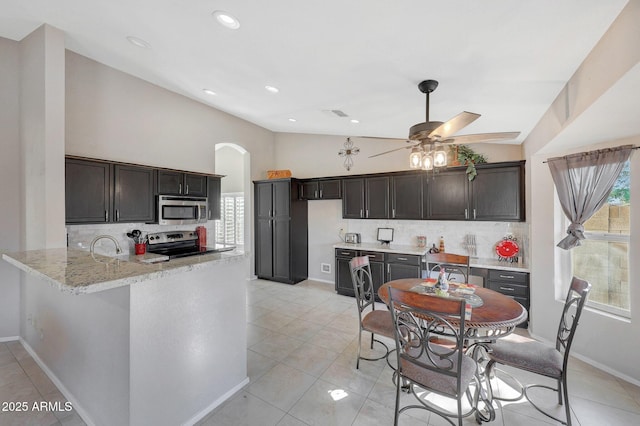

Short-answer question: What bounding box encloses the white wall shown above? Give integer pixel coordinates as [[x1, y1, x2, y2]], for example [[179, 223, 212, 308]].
[[274, 132, 526, 282], [274, 132, 522, 178], [20, 25, 67, 251], [0, 36, 21, 339], [65, 51, 275, 180], [216, 146, 245, 193], [523, 1, 640, 382]]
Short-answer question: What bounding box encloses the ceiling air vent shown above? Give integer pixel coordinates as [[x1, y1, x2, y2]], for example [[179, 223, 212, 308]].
[[322, 109, 349, 118]]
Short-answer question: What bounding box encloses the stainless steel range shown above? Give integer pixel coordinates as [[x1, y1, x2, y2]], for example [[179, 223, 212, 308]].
[[146, 230, 235, 259]]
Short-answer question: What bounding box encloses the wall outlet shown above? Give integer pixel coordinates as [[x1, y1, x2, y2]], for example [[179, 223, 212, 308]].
[[321, 263, 331, 274]]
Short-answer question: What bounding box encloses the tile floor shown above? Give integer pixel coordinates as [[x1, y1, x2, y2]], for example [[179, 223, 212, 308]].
[[3, 278, 640, 425]]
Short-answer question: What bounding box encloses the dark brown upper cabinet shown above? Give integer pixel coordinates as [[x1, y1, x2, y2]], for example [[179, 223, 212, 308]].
[[391, 173, 423, 219], [65, 158, 113, 224], [158, 171, 207, 197], [342, 176, 390, 219], [207, 176, 221, 220], [425, 161, 525, 221], [113, 164, 156, 223], [300, 179, 342, 200], [66, 159, 156, 224]]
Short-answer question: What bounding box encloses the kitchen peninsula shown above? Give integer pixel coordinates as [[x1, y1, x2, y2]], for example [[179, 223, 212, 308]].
[[2, 248, 249, 426]]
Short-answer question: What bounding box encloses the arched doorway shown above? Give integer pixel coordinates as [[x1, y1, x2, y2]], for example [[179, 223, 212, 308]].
[[214, 143, 249, 250]]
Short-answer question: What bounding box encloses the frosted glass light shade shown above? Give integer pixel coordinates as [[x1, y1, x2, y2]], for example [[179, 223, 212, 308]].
[[409, 149, 422, 169], [434, 150, 447, 167]]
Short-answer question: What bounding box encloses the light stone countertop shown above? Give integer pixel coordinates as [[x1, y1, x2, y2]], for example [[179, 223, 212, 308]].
[[333, 242, 429, 256], [333, 242, 529, 273], [2, 248, 248, 295]]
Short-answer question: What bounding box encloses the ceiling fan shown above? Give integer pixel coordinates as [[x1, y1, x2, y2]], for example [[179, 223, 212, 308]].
[[368, 79, 520, 169]]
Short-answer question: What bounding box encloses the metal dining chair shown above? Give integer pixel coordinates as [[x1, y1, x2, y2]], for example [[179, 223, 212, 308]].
[[349, 256, 394, 369], [426, 252, 470, 283], [388, 286, 481, 426], [485, 276, 592, 425]]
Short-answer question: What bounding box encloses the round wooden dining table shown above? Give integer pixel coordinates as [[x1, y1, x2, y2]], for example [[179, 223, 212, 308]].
[[378, 278, 528, 340], [379, 278, 528, 423]]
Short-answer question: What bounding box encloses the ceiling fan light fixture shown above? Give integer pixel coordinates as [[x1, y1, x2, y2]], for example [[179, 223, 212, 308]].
[[422, 153, 434, 171], [409, 148, 422, 169], [434, 149, 447, 167]]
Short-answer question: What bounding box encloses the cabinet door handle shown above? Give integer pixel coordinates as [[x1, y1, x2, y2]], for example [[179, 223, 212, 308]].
[[208, 210, 212, 220], [366, 209, 369, 218], [499, 274, 515, 279], [116, 209, 120, 222], [179, 183, 183, 194], [360, 209, 363, 218], [186, 184, 190, 195], [473, 208, 477, 219], [268, 209, 272, 217], [499, 286, 515, 292], [367, 255, 376, 258], [392, 208, 396, 218], [341, 251, 351, 255], [387, 264, 390, 274], [315, 190, 318, 198], [397, 257, 408, 261], [465, 208, 468, 219], [105, 210, 109, 221], [319, 189, 323, 198]]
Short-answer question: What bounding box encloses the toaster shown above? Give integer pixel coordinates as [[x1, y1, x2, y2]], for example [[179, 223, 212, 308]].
[[344, 233, 361, 244]]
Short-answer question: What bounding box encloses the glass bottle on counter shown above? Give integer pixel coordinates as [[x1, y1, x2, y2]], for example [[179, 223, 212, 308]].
[[439, 236, 445, 253]]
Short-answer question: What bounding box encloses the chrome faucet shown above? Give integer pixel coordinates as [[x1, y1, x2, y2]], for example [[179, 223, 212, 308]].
[[90, 235, 123, 255]]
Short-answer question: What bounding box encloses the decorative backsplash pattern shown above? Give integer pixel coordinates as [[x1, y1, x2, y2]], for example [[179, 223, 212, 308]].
[[67, 222, 217, 256], [344, 219, 529, 263]]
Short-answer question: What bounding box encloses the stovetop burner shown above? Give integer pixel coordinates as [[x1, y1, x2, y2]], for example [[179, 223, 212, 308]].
[[146, 230, 235, 259]]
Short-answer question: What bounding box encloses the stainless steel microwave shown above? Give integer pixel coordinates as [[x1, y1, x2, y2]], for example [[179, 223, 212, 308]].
[[158, 195, 208, 225]]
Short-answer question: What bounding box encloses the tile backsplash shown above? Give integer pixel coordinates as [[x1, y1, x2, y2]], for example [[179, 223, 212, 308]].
[[344, 219, 529, 262], [67, 222, 216, 256]]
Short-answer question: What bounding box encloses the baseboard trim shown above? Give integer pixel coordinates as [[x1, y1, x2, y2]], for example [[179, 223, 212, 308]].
[[182, 377, 250, 426], [19, 338, 96, 426], [0, 336, 19, 343], [306, 277, 334, 285]]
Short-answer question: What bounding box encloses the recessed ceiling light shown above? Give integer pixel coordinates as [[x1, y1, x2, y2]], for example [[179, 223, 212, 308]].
[[288, 118, 297, 122], [212, 10, 240, 29], [203, 89, 217, 96], [265, 85, 279, 93], [126, 36, 151, 49], [350, 119, 360, 124]]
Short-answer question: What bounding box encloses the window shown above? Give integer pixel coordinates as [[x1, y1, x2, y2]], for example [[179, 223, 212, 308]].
[[571, 160, 630, 316], [215, 193, 244, 246]]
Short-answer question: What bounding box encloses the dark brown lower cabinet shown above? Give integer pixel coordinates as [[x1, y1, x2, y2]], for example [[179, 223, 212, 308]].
[[486, 269, 530, 328], [335, 249, 420, 298]]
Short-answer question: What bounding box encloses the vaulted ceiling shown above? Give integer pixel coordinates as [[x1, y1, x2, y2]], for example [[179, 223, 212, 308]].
[[1, 1, 632, 147]]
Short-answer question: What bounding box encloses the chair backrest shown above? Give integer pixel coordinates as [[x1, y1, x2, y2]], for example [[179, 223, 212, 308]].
[[349, 256, 376, 317], [426, 252, 470, 283], [388, 287, 467, 387], [556, 276, 591, 362]]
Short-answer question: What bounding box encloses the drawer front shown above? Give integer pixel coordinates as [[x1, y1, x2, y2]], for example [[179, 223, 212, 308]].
[[385, 253, 421, 266], [488, 282, 528, 298], [488, 270, 528, 284], [335, 248, 358, 259], [361, 251, 384, 262]]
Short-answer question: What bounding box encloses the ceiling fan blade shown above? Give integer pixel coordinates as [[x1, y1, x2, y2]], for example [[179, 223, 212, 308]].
[[429, 111, 480, 139], [369, 144, 416, 158], [449, 132, 521, 144]]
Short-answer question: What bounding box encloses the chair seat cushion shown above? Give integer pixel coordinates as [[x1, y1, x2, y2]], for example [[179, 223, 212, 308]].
[[401, 343, 477, 397], [489, 335, 563, 378], [362, 310, 394, 338]]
